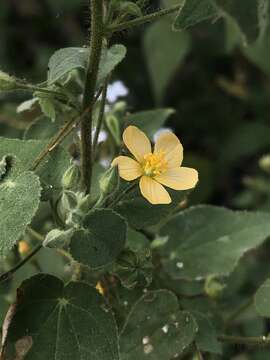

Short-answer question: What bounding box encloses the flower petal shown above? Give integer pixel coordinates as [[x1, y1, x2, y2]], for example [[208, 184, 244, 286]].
[[155, 167, 198, 190], [154, 132, 183, 168], [123, 126, 151, 163], [112, 156, 142, 181], [139, 176, 171, 205]]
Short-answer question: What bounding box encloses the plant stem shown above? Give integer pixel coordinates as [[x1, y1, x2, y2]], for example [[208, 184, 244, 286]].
[[107, 4, 181, 34], [218, 334, 270, 347], [81, 0, 104, 193], [93, 77, 109, 158], [0, 244, 43, 283], [30, 89, 103, 171]]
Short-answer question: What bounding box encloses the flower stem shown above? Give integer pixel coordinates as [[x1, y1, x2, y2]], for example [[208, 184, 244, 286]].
[[81, 0, 104, 193], [107, 4, 181, 34], [0, 244, 43, 283], [218, 334, 270, 347]]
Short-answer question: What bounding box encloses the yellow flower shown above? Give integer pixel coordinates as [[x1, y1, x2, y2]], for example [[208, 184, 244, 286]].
[[112, 126, 198, 205]]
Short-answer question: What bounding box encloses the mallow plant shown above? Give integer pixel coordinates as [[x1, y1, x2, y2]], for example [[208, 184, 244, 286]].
[[2, 1, 270, 359]]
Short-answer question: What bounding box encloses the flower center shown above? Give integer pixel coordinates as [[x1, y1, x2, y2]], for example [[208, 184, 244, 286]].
[[142, 151, 167, 177]]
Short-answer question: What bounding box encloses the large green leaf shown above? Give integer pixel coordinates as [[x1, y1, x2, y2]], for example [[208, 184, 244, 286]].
[[7, 274, 120, 360], [115, 189, 187, 230], [120, 290, 198, 359], [0, 167, 41, 256], [70, 209, 127, 269], [124, 108, 175, 138], [0, 137, 69, 194], [173, 0, 218, 30], [143, 17, 191, 103], [48, 44, 127, 85], [159, 205, 270, 280], [254, 278, 270, 317]]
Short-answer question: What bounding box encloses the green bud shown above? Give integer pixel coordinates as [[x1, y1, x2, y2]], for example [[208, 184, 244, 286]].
[[99, 167, 119, 195], [43, 228, 74, 249], [0, 70, 18, 91], [204, 275, 225, 299], [106, 114, 121, 145], [259, 155, 270, 174], [62, 164, 80, 190], [119, 2, 143, 17]]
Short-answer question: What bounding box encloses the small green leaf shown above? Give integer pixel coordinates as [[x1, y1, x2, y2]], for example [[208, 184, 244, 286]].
[[125, 108, 175, 138], [255, 278, 270, 317], [0, 169, 41, 256], [160, 205, 270, 280], [70, 209, 127, 269], [36, 92, 57, 122], [173, 0, 218, 30], [120, 290, 198, 359], [7, 274, 120, 360], [48, 44, 126, 85]]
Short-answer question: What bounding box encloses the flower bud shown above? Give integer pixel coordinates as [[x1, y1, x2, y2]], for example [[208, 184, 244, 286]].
[[62, 164, 80, 190], [106, 114, 121, 145], [204, 275, 225, 299], [0, 71, 18, 91], [43, 228, 74, 249], [259, 155, 270, 174], [99, 167, 118, 195]]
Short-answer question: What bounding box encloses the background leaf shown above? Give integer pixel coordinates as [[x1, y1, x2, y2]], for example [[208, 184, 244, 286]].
[[144, 17, 191, 103], [120, 290, 198, 360], [254, 278, 270, 318], [124, 108, 175, 138], [7, 274, 120, 360], [159, 205, 270, 280]]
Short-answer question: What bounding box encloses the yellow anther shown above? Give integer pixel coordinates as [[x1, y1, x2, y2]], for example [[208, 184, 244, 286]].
[[142, 151, 167, 177]]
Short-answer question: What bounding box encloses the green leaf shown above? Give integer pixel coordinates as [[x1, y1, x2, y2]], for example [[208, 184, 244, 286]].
[[70, 209, 127, 269], [0, 169, 40, 256], [7, 274, 120, 360], [48, 44, 126, 85], [255, 278, 270, 317], [0, 137, 70, 195], [193, 312, 222, 354], [112, 248, 153, 289], [36, 92, 57, 122], [125, 108, 175, 138], [144, 17, 191, 103], [115, 189, 187, 229], [215, 0, 259, 43], [159, 205, 270, 280], [173, 0, 218, 30], [120, 290, 198, 359]]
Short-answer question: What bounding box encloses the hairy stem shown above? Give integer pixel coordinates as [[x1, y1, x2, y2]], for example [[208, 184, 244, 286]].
[[107, 4, 181, 34], [93, 77, 109, 158], [81, 0, 104, 193], [218, 334, 270, 347]]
